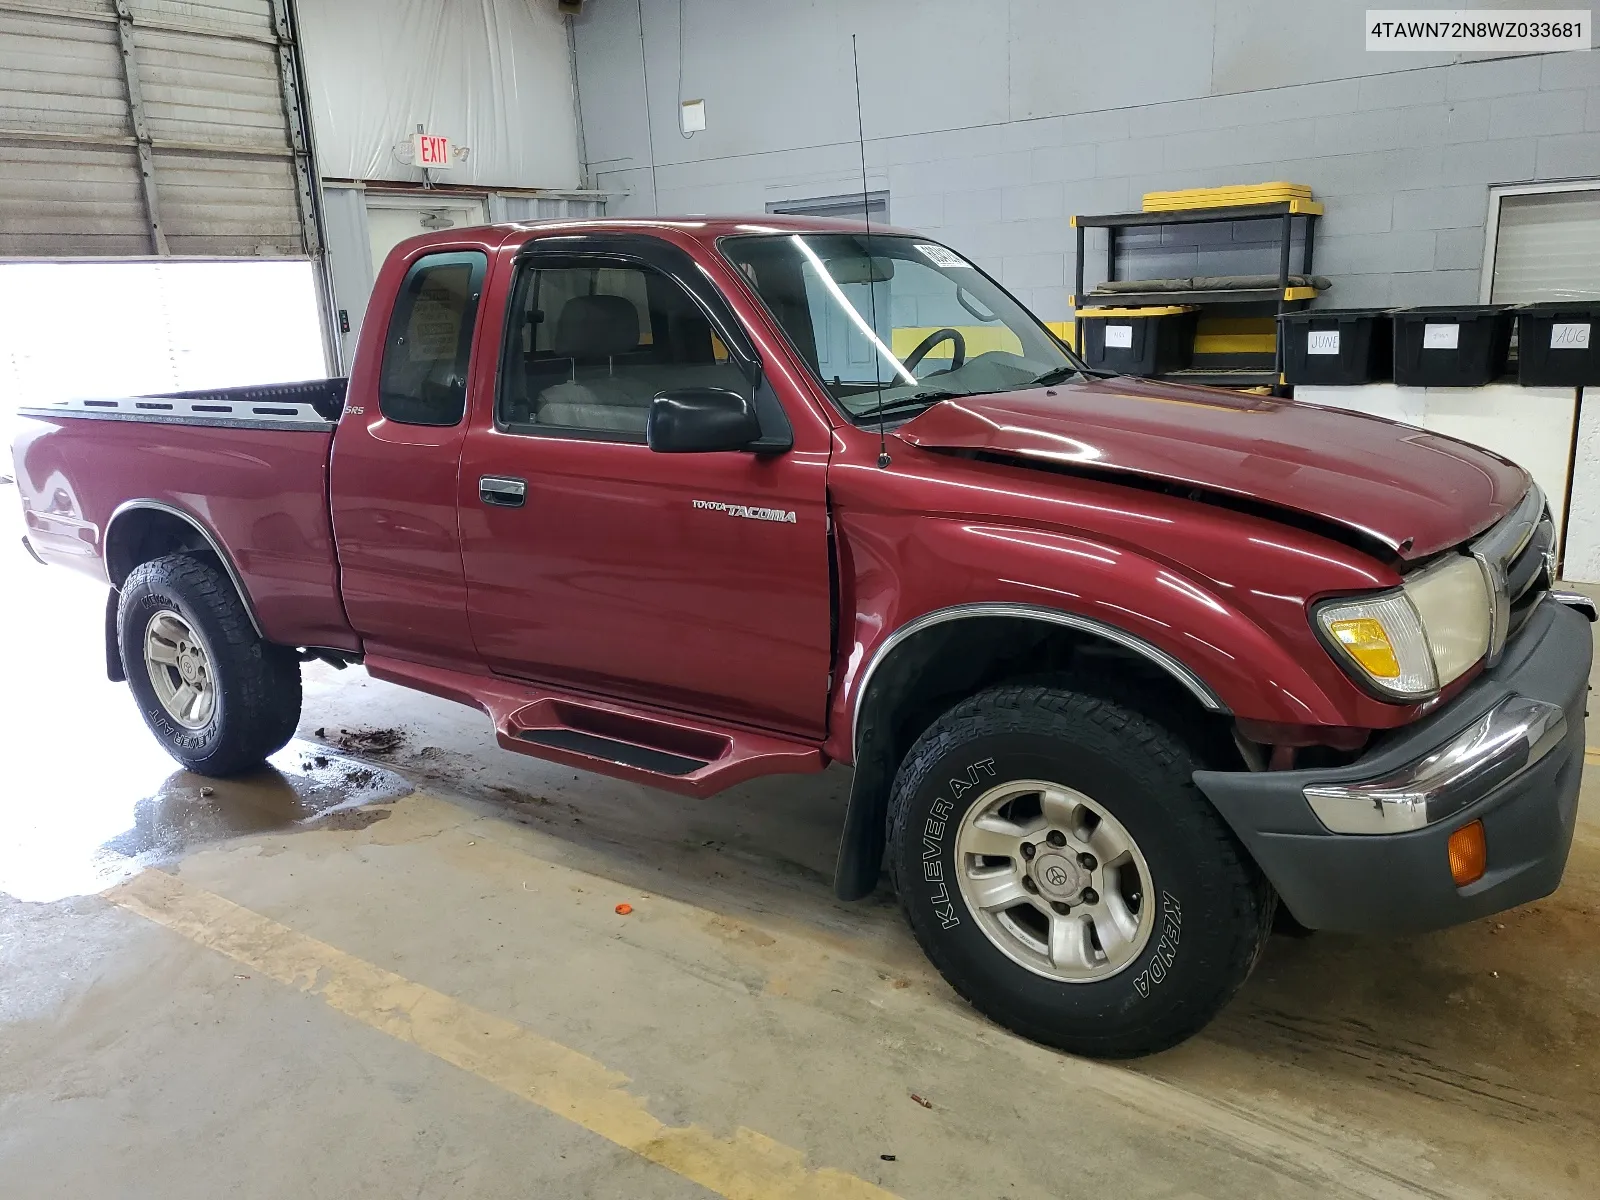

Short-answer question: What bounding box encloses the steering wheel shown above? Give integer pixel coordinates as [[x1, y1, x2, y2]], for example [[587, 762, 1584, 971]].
[[902, 327, 966, 375]]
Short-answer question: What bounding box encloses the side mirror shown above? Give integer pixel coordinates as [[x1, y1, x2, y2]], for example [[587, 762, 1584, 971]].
[[647, 388, 761, 453]]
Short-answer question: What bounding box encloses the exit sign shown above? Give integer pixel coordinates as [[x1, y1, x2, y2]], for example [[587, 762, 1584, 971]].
[[413, 132, 453, 170]]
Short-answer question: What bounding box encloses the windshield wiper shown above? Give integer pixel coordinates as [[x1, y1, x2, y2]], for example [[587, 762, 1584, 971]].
[[857, 389, 958, 419], [1026, 364, 1097, 387]]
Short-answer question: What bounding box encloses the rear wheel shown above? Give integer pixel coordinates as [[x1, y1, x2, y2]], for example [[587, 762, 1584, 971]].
[[888, 683, 1272, 1058], [118, 554, 301, 776]]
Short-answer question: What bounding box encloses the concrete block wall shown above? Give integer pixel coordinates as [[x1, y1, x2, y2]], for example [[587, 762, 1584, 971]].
[[1566, 392, 1600, 582], [573, 0, 1600, 323]]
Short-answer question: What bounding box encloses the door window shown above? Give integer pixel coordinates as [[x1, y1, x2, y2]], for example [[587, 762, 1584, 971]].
[[378, 251, 487, 427], [498, 260, 749, 441]]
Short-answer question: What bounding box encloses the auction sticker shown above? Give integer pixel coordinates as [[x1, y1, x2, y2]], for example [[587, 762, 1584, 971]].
[[916, 244, 970, 269]]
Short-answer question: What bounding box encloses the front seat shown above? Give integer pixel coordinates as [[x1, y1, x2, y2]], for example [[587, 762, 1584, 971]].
[[535, 295, 650, 432]]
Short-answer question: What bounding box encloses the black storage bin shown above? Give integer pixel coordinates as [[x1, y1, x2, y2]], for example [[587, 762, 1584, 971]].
[[1391, 305, 1513, 387], [1079, 306, 1198, 376], [1279, 308, 1393, 385], [1516, 302, 1600, 387]]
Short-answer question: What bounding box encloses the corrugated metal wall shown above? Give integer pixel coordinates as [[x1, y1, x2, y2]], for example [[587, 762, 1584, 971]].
[[0, 0, 318, 258], [486, 194, 607, 222]]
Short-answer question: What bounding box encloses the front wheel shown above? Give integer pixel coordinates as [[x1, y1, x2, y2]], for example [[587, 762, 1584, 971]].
[[888, 684, 1272, 1058], [118, 553, 302, 776]]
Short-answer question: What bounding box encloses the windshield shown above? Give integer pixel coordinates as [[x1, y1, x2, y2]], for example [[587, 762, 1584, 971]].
[[720, 233, 1087, 422]]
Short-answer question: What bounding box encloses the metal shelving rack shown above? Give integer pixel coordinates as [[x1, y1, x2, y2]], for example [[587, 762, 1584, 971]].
[[1071, 200, 1322, 393]]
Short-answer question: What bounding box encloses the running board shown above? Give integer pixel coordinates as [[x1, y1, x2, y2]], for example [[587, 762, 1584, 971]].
[[363, 655, 826, 797], [518, 729, 705, 776]]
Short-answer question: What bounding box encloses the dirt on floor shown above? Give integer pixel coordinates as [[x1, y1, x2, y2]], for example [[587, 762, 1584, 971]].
[[6, 541, 1600, 1199]]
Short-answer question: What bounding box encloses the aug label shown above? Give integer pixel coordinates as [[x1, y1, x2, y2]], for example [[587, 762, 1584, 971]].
[[1552, 322, 1591, 350]]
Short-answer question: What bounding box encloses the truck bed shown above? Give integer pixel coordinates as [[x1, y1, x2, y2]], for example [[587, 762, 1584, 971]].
[[12, 379, 358, 652]]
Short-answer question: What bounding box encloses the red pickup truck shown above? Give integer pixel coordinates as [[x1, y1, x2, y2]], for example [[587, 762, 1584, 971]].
[[13, 216, 1594, 1057]]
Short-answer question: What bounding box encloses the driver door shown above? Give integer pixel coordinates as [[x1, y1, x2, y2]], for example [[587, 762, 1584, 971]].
[[457, 238, 834, 737]]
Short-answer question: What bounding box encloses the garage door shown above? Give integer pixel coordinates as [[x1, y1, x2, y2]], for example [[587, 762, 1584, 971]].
[[0, 0, 320, 257]]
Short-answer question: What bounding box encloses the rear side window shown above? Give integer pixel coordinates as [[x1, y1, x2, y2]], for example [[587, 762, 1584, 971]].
[[378, 251, 487, 426]]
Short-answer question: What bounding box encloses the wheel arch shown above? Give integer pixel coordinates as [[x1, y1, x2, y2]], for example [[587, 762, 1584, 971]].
[[852, 604, 1224, 759], [104, 500, 264, 638], [833, 604, 1231, 902]]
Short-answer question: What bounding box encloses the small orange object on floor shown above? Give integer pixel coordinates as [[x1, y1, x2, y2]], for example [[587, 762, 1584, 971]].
[[615, 903, 633, 915]]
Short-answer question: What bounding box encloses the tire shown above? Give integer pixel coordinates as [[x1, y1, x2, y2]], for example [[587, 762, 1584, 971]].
[[118, 553, 301, 776], [888, 683, 1273, 1059]]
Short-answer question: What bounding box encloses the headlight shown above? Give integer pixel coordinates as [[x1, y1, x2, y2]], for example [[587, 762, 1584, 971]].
[[1314, 556, 1492, 700]]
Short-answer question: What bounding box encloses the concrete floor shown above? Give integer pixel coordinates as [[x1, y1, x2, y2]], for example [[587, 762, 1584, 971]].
[[3, 493, 1600, 1199]]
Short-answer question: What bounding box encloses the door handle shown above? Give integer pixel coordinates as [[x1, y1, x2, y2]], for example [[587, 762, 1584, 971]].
[[479, 475, 527, 507]]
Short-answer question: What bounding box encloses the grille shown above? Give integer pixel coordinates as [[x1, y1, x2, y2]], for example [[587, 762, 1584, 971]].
[[1470, 485, 1553, 656], [1506, 513, 1555, 639]]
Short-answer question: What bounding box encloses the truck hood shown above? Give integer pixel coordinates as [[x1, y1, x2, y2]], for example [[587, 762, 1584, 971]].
[[894, 377, 1528, 561]]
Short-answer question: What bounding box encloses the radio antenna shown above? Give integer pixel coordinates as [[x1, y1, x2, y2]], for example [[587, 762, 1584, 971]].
[[851, 35, 890, 469]]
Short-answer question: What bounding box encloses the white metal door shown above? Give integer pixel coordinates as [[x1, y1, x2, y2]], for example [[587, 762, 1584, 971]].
[[0, 0, 320, 258], [364, 197, 489, 277]]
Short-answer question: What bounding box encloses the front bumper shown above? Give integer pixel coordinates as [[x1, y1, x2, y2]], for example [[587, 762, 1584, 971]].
[[1194, 598, 1592, 934]]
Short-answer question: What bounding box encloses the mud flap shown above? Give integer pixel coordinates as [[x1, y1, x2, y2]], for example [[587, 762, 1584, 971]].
[[106, 587, 126, 682], [833, 753, 892, 900]]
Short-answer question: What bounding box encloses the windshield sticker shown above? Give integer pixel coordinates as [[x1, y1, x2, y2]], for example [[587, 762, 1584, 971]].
[[915, 244, 970, 269]]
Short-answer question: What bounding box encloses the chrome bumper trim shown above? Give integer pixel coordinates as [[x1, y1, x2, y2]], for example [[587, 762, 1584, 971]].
[[1303, 695, 1567, 834], [1551, 591, 1598, 623]]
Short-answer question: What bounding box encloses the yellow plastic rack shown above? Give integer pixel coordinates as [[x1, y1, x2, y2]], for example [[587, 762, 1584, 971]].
[[1142, 182, 1321, 214]]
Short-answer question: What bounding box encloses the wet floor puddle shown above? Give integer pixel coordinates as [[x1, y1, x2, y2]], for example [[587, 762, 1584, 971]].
[[0, 738, 411, 903]]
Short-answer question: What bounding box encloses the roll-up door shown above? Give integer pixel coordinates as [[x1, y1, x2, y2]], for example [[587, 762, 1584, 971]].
[[1489, 186, 1600, 303], [0, 0, 320, 258]]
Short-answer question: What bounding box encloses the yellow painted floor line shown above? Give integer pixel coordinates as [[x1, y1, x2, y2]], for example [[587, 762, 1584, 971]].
[[107, 869, 899, 1200]]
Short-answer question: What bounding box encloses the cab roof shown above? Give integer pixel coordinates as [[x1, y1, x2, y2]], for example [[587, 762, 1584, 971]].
[[494, 214, 919, 245], [383, 214, 926, 261]]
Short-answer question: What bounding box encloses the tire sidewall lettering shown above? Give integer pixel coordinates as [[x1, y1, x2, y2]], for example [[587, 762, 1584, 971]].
[[118, 553, 300, 777], [919, 756, 998, 929], [1132, 893, 1182, 998], [890, 690, 1268, 1056], [141, 698, 212, 751], [125, 583, 223, 755], [906, 739, 1189, 1008]]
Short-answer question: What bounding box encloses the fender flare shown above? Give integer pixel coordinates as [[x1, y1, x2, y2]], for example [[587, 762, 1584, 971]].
[[833, 602, 1227, 901], [850, 602, 1225, 759], [104, 499, 265, 638]]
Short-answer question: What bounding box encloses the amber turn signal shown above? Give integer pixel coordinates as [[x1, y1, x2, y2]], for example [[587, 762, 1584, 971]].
[[1448, 820, 1487, 887], [1324, 616, 1402, 680]]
